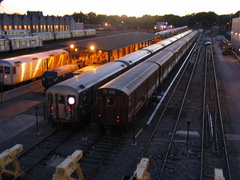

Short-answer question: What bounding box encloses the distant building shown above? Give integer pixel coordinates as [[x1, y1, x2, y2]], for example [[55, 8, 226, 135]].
[[154, 22, 173, 31], [0, 11, 76, 32], [231, 17, 240, 56], [75, 22, 84, 30]]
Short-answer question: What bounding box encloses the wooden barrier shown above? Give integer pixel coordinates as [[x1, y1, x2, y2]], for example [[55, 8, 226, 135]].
[[0, 144, 23, 179], [133, 158, 151, 180], [52, 150, 84, 180]]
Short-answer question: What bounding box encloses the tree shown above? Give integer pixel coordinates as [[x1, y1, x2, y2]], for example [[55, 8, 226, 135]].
[[71, 10, 240, 30]]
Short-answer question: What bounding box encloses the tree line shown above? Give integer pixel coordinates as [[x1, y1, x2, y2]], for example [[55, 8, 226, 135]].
[[72, 11, 240, 32]]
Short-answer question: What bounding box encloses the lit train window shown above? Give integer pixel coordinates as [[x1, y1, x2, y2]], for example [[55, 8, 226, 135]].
[[107, 97, 115, 106]]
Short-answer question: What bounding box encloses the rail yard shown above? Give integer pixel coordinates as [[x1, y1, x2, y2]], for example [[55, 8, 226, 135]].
[[0, 29, 240, 180]]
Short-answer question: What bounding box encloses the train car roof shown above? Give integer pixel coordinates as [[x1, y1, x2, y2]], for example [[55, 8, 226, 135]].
[[54, 31, 71, 34], [32, 32, 54, 35], [141, 43, 165, 53], [0, 38, 8, 42], [43, 64, 79, 76], [155, 26, 188, 35], [146, 31, 197, 66], [155, 30, 192, 47], [8, 36, 41, 41], [98, 62, 159, 96], [146, 49, 174, 66], [47, 61, 127, 94], [115, 49, 152, 65], [73, 64, 101, 74], [0, 49, 68, 65]]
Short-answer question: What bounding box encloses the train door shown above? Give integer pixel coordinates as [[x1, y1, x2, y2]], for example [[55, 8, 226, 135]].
[[0, 65, 12, 85], [0, 65, 3, 84], [55, 94, 66, 119], [104, 96, 116, 123], [104, 94, 127, 125]]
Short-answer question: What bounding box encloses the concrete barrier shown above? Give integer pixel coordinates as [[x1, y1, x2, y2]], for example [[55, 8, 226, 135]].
[[0, 80, 43, 103]]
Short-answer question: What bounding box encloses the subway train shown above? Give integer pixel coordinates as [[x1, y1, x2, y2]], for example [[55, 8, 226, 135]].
[[0, 29, 96, 52], [42, 63, 102, 89], [42, 26, 188, 88], [0, 49, 69, 86], [94, 31, 199, 127], [45, 30, 192, 124], [0, 36, 43, 52], [42, 63, 79, 89], [155, 26, 188, 37]]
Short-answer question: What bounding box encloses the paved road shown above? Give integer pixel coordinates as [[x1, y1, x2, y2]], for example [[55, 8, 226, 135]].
[[214, 40, 240, 135]]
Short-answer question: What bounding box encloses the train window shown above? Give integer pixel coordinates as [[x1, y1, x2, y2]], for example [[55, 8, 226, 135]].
[[58, 96, 65, 104], [0, 66, 3, 73], [48, 94, 53, 104], [107, 97, 115, 106], [4, 67, 10, 74], [103, 89, 108, 95], [109, 90, 116, 95]]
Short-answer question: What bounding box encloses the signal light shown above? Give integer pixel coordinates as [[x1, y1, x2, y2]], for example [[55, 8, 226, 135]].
[[50, 106, 54, 110], [116, 116, 120, 123], [67, 108, 71, 112]]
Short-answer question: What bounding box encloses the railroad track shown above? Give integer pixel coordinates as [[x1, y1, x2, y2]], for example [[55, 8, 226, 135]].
[[0, 32, 233, 179], [80, 131, 127, 179], [201, 37, 231, 180], [136, 33, 232, 179], [17, 128, 76, 178]]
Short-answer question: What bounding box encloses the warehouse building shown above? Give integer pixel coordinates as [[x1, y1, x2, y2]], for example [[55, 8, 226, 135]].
[[231, 16, 240, 56], [0, 11, 76, 33]]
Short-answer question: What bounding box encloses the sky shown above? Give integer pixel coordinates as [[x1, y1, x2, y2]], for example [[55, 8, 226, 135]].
[[0, 0, 239, 17]]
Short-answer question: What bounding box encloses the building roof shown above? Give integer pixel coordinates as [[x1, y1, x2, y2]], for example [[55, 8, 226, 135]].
[[65, 32, 160, 51]]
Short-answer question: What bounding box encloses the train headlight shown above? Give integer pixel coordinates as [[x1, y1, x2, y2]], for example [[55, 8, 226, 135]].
[[67, 96, 75, 106]]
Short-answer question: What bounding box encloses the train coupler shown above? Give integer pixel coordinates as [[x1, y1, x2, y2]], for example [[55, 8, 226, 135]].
[[0, 144, 23, 179], [52, 150, 84, 180]]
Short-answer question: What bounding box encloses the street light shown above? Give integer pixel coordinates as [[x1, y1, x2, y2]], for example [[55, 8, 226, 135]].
[[69, 44, 75, 63], [90, 45, 95, 51]]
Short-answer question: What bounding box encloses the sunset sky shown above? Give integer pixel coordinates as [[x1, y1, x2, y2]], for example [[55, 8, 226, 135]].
[[0, 0, 239, 17]]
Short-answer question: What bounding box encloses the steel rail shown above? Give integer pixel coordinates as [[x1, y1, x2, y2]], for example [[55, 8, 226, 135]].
[[158, 36, 203, 180], [211, 42, 232, 180]]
